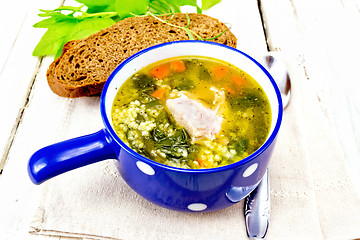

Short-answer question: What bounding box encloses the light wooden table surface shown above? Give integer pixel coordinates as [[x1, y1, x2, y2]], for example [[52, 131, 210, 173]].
[[1, 0, 359, 239]]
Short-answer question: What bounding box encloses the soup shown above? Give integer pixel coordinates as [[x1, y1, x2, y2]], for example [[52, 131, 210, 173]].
[[111, 56, 271, 169]]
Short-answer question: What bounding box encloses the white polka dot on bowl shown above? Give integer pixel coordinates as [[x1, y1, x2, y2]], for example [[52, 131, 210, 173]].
[[187, 203, 208, 211], [136, 161, 155, 175], [242, 163, 258, 177]]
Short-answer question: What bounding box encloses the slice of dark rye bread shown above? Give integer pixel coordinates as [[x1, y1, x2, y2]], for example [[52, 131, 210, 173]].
[[48, 13, 237, 98], [47, 40, 81, 96]]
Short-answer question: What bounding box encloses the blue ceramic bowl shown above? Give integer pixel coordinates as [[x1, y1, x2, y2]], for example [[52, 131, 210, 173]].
[[28, 41, 283, 212]]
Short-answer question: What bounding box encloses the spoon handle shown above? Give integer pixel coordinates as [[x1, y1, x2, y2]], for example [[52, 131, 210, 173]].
[[244, 168, 270, 239]]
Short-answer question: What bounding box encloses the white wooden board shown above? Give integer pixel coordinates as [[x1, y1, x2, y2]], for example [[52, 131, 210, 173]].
[[260, 0, 360, 190], [0, 0, 64, 172], [1, 0, 360, 238]]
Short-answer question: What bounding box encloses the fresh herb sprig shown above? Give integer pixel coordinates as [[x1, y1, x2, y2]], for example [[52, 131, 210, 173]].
[[33, 0, 222, 59], [146, 11, 227, 41]]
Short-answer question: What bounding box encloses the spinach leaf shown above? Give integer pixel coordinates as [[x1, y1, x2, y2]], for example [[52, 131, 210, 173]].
[[115, 0, 149, 18], [151, 127, 167, 141], [66, 17, 115, 41], [234, 137, 248, 155], [173, 128, 191, 144], [33, 15, 68, 28], [137, 92, 161, 107], [167, 0, 198, 7], [149, 0, 199, 14], [201, 0, 221, 10], [140, 94, 163, 111], [32, 10, 116, 57], [135, 113, 146, 123], [76, 0, 116, 12], [155, 111, 170, 125], [199, 67, 211, 80], [33, 20, 78, 56], [154, 128, 191, 159], [175, 78, 195, 90], [33, 0, 222, 58], [145, 100, 161, 108], [132, 74, 155, 90]]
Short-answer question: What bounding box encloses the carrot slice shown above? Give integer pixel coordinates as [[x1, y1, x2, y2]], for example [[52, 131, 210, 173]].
[[213, 65, 228, 80], [150, 64, 170, 79], [232, 75, 246, 87], [151, 88, 166, 100], [197, 158, 208, 168], [170, 60, 186, 72]]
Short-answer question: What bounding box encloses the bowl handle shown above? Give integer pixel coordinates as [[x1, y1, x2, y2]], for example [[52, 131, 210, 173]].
[[28, 129, 117, 184]]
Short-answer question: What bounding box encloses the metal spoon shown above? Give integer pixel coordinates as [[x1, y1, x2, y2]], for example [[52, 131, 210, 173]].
[[244, 52, 291, 239], [245, 168, 270, 239], [264, 52, 292, 109]]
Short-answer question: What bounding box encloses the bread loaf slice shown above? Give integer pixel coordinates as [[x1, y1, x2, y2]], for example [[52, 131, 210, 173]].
[[47, 40, 81, 96], [49, 13, 237, 97]]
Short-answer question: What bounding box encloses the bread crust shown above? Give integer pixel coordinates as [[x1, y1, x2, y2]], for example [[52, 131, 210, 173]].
[[48, 13, 237, 98], [47, 40, 81, 96]]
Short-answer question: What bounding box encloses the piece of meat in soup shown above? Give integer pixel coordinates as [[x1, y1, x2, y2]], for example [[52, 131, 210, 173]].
[[166, 94, 223, 141]]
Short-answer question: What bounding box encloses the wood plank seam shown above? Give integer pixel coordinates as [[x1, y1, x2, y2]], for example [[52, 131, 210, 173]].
[[0, 57, 44, 175], [0, 17, 27, 76], [0, 0, 66, 175], [257, 0, 270, 52]]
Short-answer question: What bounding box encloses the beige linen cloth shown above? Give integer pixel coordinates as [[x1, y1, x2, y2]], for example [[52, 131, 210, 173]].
[[29, 61, 360, 240]]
